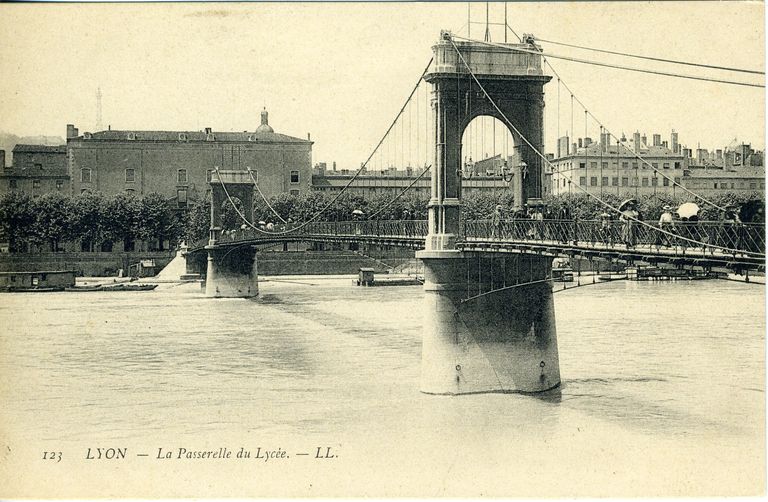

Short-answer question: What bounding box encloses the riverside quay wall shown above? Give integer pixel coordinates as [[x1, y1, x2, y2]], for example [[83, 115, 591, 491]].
[[0, 251, 175, 277]]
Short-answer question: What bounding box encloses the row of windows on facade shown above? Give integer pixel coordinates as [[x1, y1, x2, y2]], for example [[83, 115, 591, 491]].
[[79, 168, 301, 184], [8, 179, 66, 190], [557, 160, 683, 170], [559, 176, 763, 190], [564, 176, 682, 187]]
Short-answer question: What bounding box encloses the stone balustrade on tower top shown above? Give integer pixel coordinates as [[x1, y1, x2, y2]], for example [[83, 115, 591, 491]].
[[211, 170, 255, 185], [430, 32, 544, 78]]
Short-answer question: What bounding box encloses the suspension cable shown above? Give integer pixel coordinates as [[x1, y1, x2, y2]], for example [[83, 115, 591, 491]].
[[531, 36, 733, 210], [448, 37, 763, 256], [247, 168, 287, 224], [216, 57, 434, 236], [366, 165, 432, 219], [535, 36, 765, 75], [451, 34, 765, 88]]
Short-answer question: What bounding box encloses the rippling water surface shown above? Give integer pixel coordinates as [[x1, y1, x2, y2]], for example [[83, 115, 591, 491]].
[[0, 277, 764, 497]]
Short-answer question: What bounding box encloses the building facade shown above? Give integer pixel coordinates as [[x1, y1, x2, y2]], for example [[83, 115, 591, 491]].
[[550, 130, 765, 198], [550, 131, 687, 197], [0, 144, 68, 195], [679, 167, 765, 195], [65, 109, 312, 206], [311, 162, 513, 197]]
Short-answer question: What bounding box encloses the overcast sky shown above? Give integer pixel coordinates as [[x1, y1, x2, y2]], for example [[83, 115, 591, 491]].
[[0, 2, 764, 168]]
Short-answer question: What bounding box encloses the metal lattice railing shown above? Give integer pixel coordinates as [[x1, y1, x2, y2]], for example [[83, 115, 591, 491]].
[[190, 218, 765, 260], [462, 219, 765, 257]]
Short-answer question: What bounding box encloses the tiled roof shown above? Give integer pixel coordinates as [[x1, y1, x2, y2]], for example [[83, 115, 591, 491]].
[[12, 144, 67, 153], [78, 129, 310, 144]]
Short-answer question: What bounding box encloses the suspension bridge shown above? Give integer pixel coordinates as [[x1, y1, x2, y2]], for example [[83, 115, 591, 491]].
[[183, 28, 765, 396]]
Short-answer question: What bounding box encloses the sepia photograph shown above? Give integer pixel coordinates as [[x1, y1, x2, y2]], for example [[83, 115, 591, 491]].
[[0, 1, 765, 497]]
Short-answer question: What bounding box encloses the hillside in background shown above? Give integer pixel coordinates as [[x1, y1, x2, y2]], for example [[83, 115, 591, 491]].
[[0, 133, 66, 167]]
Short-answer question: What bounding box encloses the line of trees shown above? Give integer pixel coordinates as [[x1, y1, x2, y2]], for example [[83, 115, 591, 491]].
[[2, 189, 763, 252], [0, 191, 183, 253]]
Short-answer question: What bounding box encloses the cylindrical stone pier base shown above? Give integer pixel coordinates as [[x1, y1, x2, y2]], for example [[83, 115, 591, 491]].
[[205, 246, 259, 298], [416, 250, 560, 394]]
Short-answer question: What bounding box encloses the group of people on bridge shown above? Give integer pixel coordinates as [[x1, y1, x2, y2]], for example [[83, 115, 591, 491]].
[[488, 200, 764, 254]]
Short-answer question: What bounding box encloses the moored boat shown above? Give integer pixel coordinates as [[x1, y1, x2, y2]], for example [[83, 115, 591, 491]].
[[2, 286, 65, 293], [65, 285, 103, 292], [598, 273, 628, 282], [101, 284, 158, 291]]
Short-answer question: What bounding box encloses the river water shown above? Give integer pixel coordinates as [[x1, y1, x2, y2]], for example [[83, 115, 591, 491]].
[[0, 277, 764, 497]]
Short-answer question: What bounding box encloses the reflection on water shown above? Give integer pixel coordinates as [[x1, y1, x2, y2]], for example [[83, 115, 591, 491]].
[[0, 277, 764, 494]]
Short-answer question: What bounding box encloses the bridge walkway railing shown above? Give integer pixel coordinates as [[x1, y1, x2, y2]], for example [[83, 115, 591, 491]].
[[463, 219, 765, 261], [191, 219, 764, 263]]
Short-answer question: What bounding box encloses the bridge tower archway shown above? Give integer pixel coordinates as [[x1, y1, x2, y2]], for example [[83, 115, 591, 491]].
[[423, 31, 551, 251], [460, 114, 520, 203], [209, 170, 255, 242]]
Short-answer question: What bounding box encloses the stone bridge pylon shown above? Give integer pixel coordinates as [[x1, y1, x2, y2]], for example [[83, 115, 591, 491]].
[[416, 31, 560, 395], [205, 170, 259, 298]]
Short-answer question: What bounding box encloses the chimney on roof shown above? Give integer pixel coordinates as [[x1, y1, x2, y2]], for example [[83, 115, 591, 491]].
[[204, 127, 212, 135], [66, 124, 79, 139], [578, 138, 583, 148], [633, 131, 641, 153], [641, 134, 647, 146], [671, 130, 679, 153], [600, 132, 610, 152], [652, 134, 661, 146], [307, 133, 311, 141]]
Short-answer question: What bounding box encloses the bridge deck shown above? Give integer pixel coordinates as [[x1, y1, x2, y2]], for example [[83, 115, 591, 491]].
[[190, 219, 765, 270]]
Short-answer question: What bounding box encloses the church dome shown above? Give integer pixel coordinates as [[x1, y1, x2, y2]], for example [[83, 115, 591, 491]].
[[256, 108, 274, 133]]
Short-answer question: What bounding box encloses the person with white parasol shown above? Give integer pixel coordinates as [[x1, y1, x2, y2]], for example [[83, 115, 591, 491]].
[[352, 208, 364, 235], [676, 202, 701, 248]]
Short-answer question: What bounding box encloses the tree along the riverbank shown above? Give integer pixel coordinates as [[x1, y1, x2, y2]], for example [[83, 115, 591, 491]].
[[0, 191, 183, 252]]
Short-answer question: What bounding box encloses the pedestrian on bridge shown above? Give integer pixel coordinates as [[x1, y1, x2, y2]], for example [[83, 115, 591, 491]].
[[599, 212, 613, 246], [619, 200, 639, 249], [492, 205, 503, 239], [403, 209, 412, 237], [658, 206, 675, 247]]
